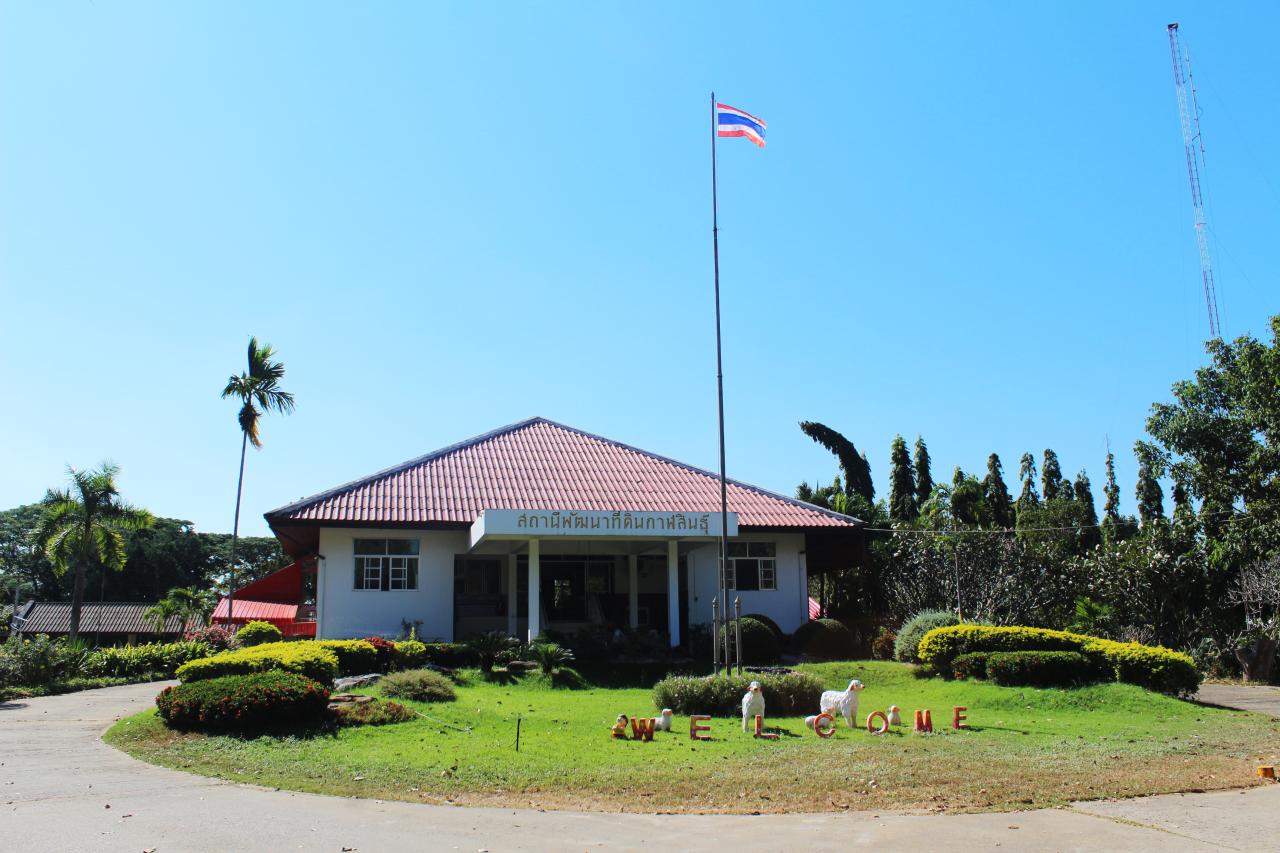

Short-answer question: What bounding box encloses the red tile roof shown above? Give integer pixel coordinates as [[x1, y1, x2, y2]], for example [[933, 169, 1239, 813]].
[[267, 418, 859, 530]]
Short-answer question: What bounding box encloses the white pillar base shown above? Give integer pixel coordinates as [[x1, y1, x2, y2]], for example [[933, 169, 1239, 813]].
[[527, 539, 541, 644], [667, 540, 680, 648]]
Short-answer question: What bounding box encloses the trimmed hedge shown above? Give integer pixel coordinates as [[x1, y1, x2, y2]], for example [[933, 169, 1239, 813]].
[[718, 617, 781, 664], [419, 643, 478, 669], [314, 640, 378, 675], [950, 651, 990, 681], [362, 636, 398, 670], [176, 641, 338, 685], [381, 668, 457, 702], [894, 610, 960, 663], [652, 671, 823, 716], [918, 625, 1201, 694], [156, 671, 330, 732], [83, 641, 214, 679], [985, 651, 1107, 687], [792, 619, 856, 660], [236, 621, 283, 647]]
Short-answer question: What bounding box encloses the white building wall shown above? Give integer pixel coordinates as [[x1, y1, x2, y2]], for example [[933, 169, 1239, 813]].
[[317, 527, 463, 641], [684, 533, 809, 634]]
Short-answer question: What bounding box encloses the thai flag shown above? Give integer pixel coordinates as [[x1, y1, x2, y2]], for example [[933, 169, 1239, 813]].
[[717, 103, 766, 148]]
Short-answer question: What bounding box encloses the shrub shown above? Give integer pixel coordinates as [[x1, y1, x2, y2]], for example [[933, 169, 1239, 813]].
[[235, 621, 283, 647], [380, 668, 457, 702], [871, 628, 897, 661], [183, 625, 238, 651], [0, 635, 88, 686], [156, 671, 330, 732], [361, 636, 398, 670], [950, 652, 990, 680], [792, 618, 856, 660], [652, 671, 823, 716], [314, 640, 378, 675], [419, 642, 477, 669], [527, 641, 575, 674], [917, 625, 1202, 694], [984, 651, 1108, 687], [84, 641, 213, 679], [393, 640, 428, 670], [176, 641, 338, 685], [333, 698, 415, 727], [894, 609, 960, 663], [719, 617, 781, 664], [743, 613, 784, 641], [465, 631, 519, 672]]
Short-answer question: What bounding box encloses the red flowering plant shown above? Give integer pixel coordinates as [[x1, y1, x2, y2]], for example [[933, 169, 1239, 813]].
[[156, 671, 330, 733], [361, 636, 398, 671]]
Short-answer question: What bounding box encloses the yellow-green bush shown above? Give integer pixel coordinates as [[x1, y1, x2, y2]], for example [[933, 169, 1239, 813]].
[[176, 641, 338, 685], [917, 625, 1200, 695], [235, 620, 283, 647]]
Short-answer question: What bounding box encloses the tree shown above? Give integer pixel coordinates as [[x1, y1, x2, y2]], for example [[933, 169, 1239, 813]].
[[1041, 449, 1064, 501], [144, 586, 216, 632], [981, 453, 1015, 529], [33, 464, 154, 641], [1073, 471, 1099, 529], [0, 504, 60, 600], [222, 337, 295, 624], [1145, 316, 1280, 568], [1103, 451, 1121, 522], [1017, 452, 1039, 510], [799, 422, 874, 504], [913, 437, 934, 509], [1227, 556, 1280, 682], [888, 435, 917, 522], [1134, 441, 1165, 526]]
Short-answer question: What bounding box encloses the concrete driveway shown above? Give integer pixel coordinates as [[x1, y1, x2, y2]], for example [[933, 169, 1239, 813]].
[[3, 682, 1279, 852]]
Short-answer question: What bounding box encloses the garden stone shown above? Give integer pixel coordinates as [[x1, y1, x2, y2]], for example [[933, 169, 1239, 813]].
[[335, 673, 384, 690]]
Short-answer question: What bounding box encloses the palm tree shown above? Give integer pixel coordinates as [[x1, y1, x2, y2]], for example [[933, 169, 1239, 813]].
[[35, 463, 154, 642], [221, 337, 295, 625], [145, 586, 216, 633]]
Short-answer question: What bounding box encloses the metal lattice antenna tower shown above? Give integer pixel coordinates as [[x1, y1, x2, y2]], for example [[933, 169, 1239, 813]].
[[1167, 22, 1222, 338]]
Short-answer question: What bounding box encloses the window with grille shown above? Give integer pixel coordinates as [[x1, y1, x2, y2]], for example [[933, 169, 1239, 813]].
[[726, 542, 776, 591], [354, 539, 419, 590]]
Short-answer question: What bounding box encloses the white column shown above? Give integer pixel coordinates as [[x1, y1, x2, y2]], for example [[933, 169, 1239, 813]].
[[667, 540, 680, 648], [628, 554, 639, 629], [527, 538, 541, 643], [506, 553, 518, 637]]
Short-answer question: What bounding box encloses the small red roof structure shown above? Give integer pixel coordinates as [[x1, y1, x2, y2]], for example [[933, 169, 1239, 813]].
[[266, 418, 860, 560], [214, 561, 316, 637]]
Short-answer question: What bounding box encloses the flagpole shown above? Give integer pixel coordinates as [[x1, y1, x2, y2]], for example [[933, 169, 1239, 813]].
[[710, 91, 731, 675]]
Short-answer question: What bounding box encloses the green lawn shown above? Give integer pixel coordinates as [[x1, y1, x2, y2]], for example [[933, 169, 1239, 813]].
[[105, 661, 1280, 814]]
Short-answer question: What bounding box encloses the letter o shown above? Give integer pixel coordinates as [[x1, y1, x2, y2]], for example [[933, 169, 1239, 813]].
[[813, 712, 836, 738], [866, 710, 889, 735]]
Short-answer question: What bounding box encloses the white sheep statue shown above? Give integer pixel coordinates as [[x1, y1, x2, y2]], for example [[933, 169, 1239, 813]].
[[655, 708, 674, 732], [819, 679, 864, 728], [741, 681, 765, 731]]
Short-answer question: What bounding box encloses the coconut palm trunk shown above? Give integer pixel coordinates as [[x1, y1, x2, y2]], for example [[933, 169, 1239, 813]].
[[227, 431, 248, 626]]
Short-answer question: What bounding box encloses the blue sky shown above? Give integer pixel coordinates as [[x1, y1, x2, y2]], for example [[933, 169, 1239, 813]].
[[2, 3, 1276, 537]]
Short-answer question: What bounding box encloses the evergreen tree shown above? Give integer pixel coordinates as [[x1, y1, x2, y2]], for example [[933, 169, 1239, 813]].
[[913, 436, 934, 508], [1073, 471, 1099, 528], [1172, 480, 1196, 525], [981, 453, 1015, 528], [799, 422, 874, 504], [1041, 449, 1064, 501], [1103, 451, 1121, 522], [1134, 441, 1165, 525], [888, 434, 918, 522], [1018, 452, 1039, 509], [951, 466, 965, 489]]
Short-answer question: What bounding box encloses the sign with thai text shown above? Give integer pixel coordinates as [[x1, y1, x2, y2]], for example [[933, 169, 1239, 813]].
[[470, 508, 738, 547]]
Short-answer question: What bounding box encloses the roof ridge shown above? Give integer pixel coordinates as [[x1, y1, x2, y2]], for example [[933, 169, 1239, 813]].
[[267, 416, 861, 526]]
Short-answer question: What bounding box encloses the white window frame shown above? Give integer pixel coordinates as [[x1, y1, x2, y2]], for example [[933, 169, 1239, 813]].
[[726, 542, 777, 592], [354, 539, 419, 591]]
